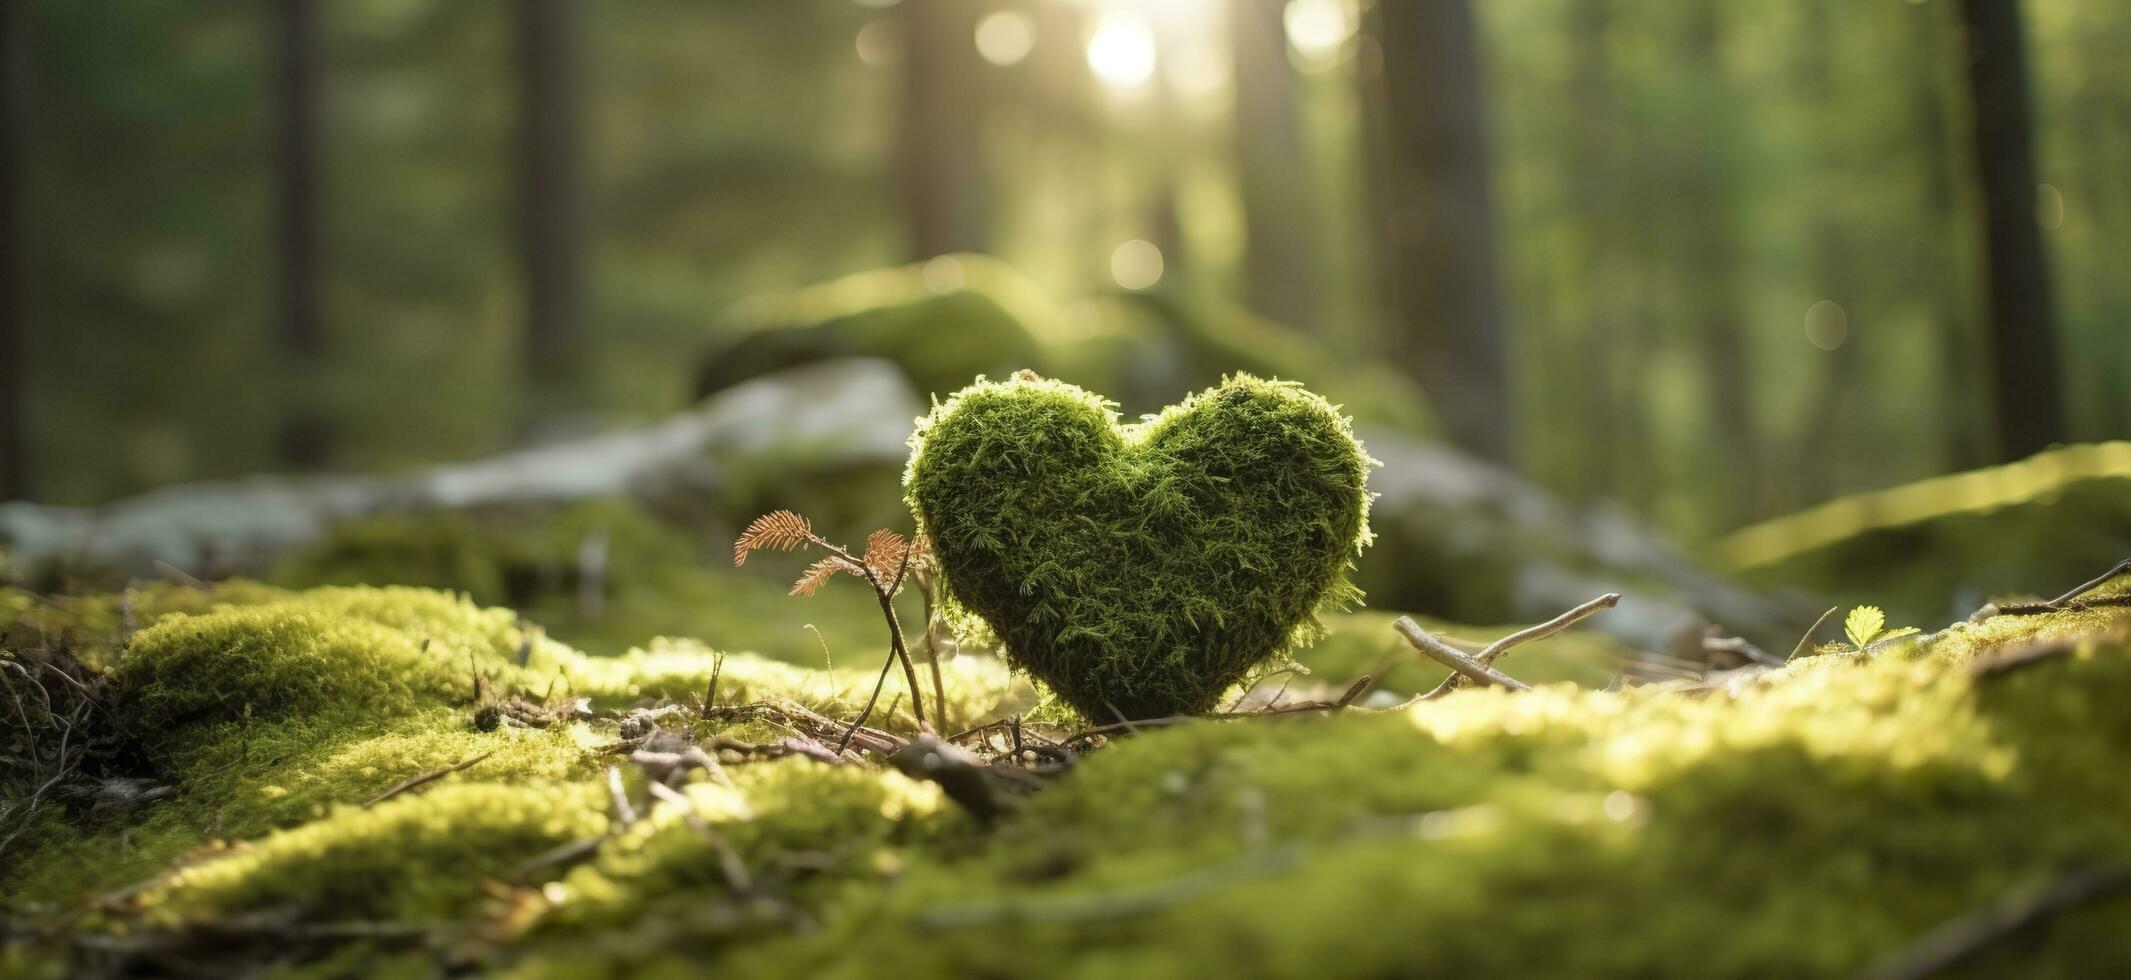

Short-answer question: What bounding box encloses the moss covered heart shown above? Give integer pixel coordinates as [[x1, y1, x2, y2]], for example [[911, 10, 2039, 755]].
[[906, 373, 1373, 720]]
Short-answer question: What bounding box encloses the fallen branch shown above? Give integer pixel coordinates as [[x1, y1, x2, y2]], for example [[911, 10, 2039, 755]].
[[888, 735, 1034, 826]]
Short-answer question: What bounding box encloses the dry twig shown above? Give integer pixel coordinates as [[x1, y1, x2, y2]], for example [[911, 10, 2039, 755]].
[[1414, 593, 1621, 699], [1990, 558, 2131, 616], [1393, 618, 1533, 695], [361, 751, 494, 808], [1788, 606, 1842, 663]]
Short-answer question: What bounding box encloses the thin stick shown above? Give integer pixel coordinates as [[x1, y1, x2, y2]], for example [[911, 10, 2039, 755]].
[[1702, 636, 1783, 668], [913, 570, 952, 733], [1418, 594, 1620, 699], [1861, 868, 2131, 980], [851, 544, 927, 730], [1394, 618, 1533, 694], [645, 781, 753, 895], [605, 766, 638, 828], [837, 644, 902, 756], [1476, 593, 1622, 664], [2043, 557, 2131, 608], [362, 751, 494, 808], [1992, 558, 2131, 616], [517, 836, 604, 877], [882, 593, 926, 729], [1788, 606, 1841, 663]]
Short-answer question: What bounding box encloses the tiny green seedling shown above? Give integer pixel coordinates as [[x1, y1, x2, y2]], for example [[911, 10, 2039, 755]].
[[1842, 605, 1920, 652]]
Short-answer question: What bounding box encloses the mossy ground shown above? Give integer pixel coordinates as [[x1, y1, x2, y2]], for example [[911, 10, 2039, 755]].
[[5, 572, 2129, 977]]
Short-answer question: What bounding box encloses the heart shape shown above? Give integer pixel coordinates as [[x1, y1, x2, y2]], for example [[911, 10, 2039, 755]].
[[906, 373, 1373, 720]]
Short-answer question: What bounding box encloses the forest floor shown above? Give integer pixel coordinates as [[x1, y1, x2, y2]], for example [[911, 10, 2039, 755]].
[[3, 549, 2129, 977]]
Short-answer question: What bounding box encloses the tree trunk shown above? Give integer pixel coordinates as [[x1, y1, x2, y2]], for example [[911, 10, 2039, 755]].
[[1677, 3, 1758, 526], [1914, 1, 1992, 472], [1560, 0, 1617, 504], [271, 0, 329, 470], [0, 0, 26, 500], [519, 0, 586, 421], [1958, 0, 2065, 460], [1375, 0, 1514, 466], [1792, 0, 1864, 510], [1230, 0, 1318, 329], [897, 0, 988, 260]]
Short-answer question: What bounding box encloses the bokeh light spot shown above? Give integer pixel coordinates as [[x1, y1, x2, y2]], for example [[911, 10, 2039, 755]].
[[1110, 240, 1164, 290], [855, 18, 898, 68], [2037, 182, 2065, 229], [1284, 0, 1355, 69], [1087, 14, 1157, 90], [922, 255, 966, 294], [975, 11, 1035, 67], [1805, 300, 1849, 351]]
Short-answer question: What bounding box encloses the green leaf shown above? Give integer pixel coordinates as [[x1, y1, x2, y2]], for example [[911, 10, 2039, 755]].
[[1844, 605, 1886, 649]]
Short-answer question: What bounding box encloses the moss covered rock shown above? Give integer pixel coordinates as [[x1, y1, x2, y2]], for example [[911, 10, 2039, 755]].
[[907, 373, 1373, 720], [696, 257, 1436, 434], [1722, 441, 2131, 624], [697, 255, 1066, 406]]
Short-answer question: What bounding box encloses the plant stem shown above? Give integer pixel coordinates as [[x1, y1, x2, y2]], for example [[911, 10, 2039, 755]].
[[877, 591, 927, 729]]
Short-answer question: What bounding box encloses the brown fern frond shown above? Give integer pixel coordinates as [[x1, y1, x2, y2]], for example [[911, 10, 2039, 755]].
[[860, 529, 908, 581], [791, 556, 856, 597], [734, 510, 814, 566]]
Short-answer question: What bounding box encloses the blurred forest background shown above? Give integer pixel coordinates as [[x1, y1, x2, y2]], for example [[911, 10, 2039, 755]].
[[0, 0, 2124, 549]]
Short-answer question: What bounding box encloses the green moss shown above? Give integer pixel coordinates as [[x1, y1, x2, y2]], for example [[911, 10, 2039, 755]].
[[700, 255, 1065, 405], [725, 603, 2131, 979], [907, 373, 1374, 720], [113, 592, 512, 746], [143, 782, 608, 924], [539, 759, 951, 929], [1722, 441, 2131, 623], [570, 636, 1023, 725], [10, 577, 2131, 977], [0, 580, 289, 670]]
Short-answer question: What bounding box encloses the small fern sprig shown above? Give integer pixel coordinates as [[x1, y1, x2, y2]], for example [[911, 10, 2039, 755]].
[[733, 510, 821, 566], [734, 510, 938, 749]]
